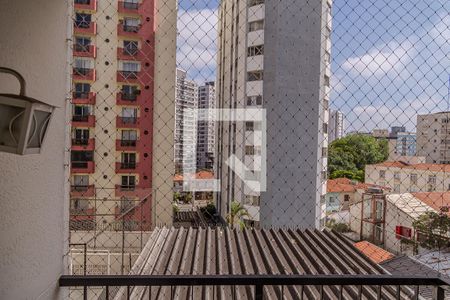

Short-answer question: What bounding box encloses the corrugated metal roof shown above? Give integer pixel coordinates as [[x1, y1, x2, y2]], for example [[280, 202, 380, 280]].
[[112, 227, 415, 300], [386, 193, 435, 219]]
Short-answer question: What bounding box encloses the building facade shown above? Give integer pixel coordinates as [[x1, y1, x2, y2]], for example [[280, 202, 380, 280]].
[[417, 112, 450, 164], [328, 110, 344, 143], [71, 0, 176, 232], [395, 132, 416, 156], [366, 161, 450, 194], [196, 81, 216, 170], [175, 68, 198, 174], [215, 0, 332, 228]]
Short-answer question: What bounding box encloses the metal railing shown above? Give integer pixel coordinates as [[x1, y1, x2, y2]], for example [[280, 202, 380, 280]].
[[72, 138, 89, 145], [59, 274, 449, 300], [72, 115, 89, 122], [120, 140, 137, 147]]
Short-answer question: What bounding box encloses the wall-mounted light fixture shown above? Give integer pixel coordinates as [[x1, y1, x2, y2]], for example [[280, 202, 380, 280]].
[[0, 67, 56, 155]]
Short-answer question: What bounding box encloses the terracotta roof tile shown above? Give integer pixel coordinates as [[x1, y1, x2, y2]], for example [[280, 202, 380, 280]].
[[354, 241, 395, 264]]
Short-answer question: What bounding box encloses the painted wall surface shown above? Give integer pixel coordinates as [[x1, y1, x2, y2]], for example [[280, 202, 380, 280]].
[[0, 0, 69, 299]]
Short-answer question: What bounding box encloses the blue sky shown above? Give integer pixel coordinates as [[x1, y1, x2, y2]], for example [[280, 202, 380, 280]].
[[176, 0, 449, 132]]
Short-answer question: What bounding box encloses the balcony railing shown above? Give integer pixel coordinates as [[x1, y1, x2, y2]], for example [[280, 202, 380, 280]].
[[116, 139, 138, 151], [73, 92, 96, 105], [59, 274, 449, 300], [72, 138, 89, 146], [70, 185, 95, 197], [121, 162, 136, 169], [116, 116, 139, 128], [117, 23, 141, 37], [72, 115, 95, 127], [71, 161, 95, 174], [121, 140, 137, 147], [73, 44, 96, 58], [74, 22, 96, 35], [73, 68, 96, 81]]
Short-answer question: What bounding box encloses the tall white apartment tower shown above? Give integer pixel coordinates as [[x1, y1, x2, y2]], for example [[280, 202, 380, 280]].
[[175, 68, 198, 173], [197, 82, 216, 170], [417, 112, 450, 164], [216, 0, 332, 228], [329, 110, 344, 143]]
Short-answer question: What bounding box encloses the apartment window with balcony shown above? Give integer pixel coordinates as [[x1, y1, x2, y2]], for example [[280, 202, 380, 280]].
[[121, 175, 136, 190], [247, 95, 263, 106], [123, 17, 140, 32], [124, 40, 139, 55], [248, 20, 264, 32], [75, 37, 91, 52], [121, 85, 139, 100], [74, 83, 91, 99], [121, 130, 137, 146], [75, 0, 90, 4], [247, 71, 263, 81], [71, 151, 93, 168], [123, 0, 139, 9], [75, 13, 91, 28], [74, 58, 91, 75], [247, 45, 264, 57], [72, 105, 90, 122], [73, 129, 90, 145], [73, 175, 89, 190], [121, 108, 137, 123], [121, 61, 140, 78], [121, 153, 136, 169]]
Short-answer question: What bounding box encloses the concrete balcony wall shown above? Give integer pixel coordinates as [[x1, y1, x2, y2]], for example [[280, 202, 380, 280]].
[[0, 0, 69, 299]]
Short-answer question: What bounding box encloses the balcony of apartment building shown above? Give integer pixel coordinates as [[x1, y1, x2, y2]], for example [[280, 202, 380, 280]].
[[74, 19, 96, 35], [69, 203, 96, 231], [70, 184, 96, 197], [115, 184, 141, 198], [71, 161, 95, 174], [118, 1, 141, 14], [116, 91, 143, 106], [116, 138, 139, 151], [72, 91, 96, 105], [71, 137, 95, 151], [73, 43, 96, 58], [72, 114, 95, 127], [116, 162, 139, 173], [117, 46, 144, 61], [117, 70, 140, 83], [116, 116, 140, 128], [117, 21, 142, 38], [73, 67, 96, 81], [74, 0, 97, 11]]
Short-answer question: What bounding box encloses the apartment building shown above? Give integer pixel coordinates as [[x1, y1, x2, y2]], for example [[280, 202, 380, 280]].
[[328, 110, 344, 143], [175, 68, 198, 174], [366, 161, 450, 194], [71, 0, 176, 231], [196, 81, 216, 170], [395, 132, 416, 156], [215, 0, 332, 228], [417, 111, 450, 164]]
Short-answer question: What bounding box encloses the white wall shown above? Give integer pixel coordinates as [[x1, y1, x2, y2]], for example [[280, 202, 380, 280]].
[[0, 0, 69, 299]]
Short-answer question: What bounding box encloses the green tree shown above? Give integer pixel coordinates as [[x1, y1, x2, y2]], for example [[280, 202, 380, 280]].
[[328, 134, 388, 181], [412, 212, 450, 250], [227, 201, 250, 229]]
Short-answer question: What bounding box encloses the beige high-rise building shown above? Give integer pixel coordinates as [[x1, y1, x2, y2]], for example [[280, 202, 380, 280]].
[[417, 112, 450, 164], [215, 0, 332, 228], [70, 0, 177, 234]]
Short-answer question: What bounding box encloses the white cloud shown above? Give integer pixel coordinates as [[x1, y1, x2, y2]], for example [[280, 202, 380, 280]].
[[177, 8, 218, 83], [342, 40, 415, 78]]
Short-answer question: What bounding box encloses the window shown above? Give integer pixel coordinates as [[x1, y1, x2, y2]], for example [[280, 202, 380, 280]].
[[245, 195, 260, 206], [121, 175, 136, 189], [324, 75, 330, 87], [73, 129, 89, 144], [123, 0, 139, 9], [247, 95, 263, 106], [121, 108, 137, 124], [123, 17, 140, 32], [249, 20, 264, 32], [73, 105, 90, 118], [71, 198, 89, 210], [410, 173, 417, 185], [75, 0, 90, 4], [247, 45, 264, 57], [121, 62, 140, 78], [75, 13, 91, 28], [121, 153, 136, 168], [75, 37, 91, 52], [121, 85, 139, 100], [394, 172, 400, 180], [344, 195, 350, 202], [395, 226, 412, 239], [323, 122, 328, 133], [121, 130, 137, 142], [247, 71, 263, 81], [124, 40, 138, 55], [379, 170, 386, 179], [73, 175, 89, 187], [74, 58, 91, 73], [245, 145, 255, 155], [322, 147, 328, 157], [74, 83, 91, 98], [428, 175, 436, 184], [245, 122, 254, 131]]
